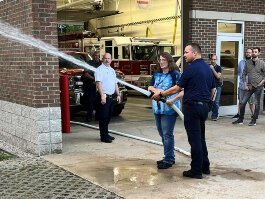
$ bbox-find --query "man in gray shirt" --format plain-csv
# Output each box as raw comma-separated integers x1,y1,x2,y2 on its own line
232,47,265,126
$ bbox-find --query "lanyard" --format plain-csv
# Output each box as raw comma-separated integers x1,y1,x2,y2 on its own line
154,73,168,88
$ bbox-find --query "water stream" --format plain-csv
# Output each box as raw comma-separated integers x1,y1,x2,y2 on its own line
0,20,184,119
0,20,150,96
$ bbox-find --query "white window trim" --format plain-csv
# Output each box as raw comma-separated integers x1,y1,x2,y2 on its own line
217,20,244,37
190,10,265,22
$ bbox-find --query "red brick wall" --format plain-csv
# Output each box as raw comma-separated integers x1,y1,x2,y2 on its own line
190,0,265,14
189,18,217,60
0,0,59,108
244,21,265,60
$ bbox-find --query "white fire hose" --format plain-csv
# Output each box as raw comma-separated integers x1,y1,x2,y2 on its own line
116,79,184,120
70,121,190,157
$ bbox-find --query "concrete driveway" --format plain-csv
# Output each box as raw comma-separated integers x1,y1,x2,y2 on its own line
44,100,265,199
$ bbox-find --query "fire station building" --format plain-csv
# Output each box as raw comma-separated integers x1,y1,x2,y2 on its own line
0,0,264,155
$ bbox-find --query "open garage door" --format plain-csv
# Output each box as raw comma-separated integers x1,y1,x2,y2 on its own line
56,0,121,22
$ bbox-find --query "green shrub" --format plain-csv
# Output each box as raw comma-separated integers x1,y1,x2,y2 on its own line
0,150,14,161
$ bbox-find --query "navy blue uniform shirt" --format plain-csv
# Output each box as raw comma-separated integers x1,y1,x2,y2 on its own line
177,58,215,103
213,64,222,87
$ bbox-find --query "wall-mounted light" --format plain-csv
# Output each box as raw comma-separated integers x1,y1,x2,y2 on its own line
92,0,103,11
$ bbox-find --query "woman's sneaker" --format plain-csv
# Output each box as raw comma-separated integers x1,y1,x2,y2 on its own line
211,115,219,121
157,159,175,165
157,162,173,169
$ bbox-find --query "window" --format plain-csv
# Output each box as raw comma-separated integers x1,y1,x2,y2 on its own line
105,40,112,56
105,40,112,46
132,46,157,61
114,47,118,59
218,22,242,34
122,46,130,59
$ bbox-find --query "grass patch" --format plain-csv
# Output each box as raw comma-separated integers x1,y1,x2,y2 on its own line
0,149,14,161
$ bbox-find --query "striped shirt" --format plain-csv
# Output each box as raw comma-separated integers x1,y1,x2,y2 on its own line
242,59,265,87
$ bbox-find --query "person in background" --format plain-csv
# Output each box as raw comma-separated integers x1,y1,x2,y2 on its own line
152,43,216,179
88,51,101,68
81,51,101,122
232,47,265,126
94,53,121,143
148,52,183,169
209,54,222,121
232,48,255,119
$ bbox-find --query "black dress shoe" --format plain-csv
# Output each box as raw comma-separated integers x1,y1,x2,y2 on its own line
157,159,175,165
100,138,112,143
183,170,202,179
107,135,115,140
157,162,173,169
202,169,210,175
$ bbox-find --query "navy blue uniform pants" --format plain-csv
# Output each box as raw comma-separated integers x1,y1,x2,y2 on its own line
96,95,113,140
83,89,96,120
183,102,210,175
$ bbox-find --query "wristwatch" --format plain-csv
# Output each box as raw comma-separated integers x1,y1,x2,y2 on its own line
159,92,163,98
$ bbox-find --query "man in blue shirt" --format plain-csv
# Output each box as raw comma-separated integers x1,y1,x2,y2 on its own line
153,43,216,179
232,48,255,119
209,54,222,121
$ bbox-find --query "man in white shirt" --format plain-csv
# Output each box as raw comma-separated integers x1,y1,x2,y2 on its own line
94,53,121,143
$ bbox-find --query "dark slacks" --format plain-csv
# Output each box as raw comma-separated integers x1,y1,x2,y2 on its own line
83,89,96,120
239,85,263,120
96,95,113,140
183,102,210,175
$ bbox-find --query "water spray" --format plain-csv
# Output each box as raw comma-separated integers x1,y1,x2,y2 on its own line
0,20,183,119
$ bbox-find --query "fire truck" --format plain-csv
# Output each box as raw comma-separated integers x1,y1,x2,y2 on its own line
58,34,177,89
58,32,100,54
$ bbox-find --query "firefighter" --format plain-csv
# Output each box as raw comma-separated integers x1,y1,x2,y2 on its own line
81,51,101,122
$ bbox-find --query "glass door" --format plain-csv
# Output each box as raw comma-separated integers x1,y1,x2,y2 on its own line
216,36,243,116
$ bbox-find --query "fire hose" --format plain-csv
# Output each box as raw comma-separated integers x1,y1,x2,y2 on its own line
113,79,184,120
154,94,184,120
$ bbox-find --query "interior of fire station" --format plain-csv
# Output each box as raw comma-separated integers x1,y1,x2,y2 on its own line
56,0,182,55
56,0,186,134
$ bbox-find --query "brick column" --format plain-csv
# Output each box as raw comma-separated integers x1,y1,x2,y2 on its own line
0,0,62,155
